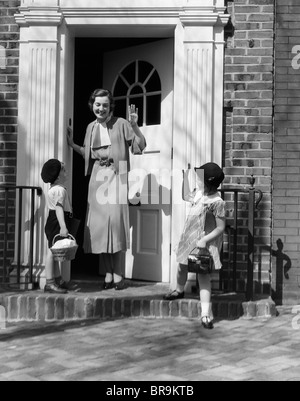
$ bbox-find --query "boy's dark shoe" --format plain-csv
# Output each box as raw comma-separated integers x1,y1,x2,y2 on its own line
55,279,79,292
56,279,69,290
44,283,68,294
163,290,185,301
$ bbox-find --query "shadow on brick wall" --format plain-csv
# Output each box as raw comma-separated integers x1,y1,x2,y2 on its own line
224,16,235,44
271,239,291,306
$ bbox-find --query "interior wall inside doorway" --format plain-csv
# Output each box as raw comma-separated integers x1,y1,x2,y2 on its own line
72,37,164,278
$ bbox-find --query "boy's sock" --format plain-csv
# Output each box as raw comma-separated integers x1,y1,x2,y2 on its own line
177,285,185,293
46,278,56,286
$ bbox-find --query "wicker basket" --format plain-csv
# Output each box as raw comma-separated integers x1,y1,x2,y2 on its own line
50,234,78,262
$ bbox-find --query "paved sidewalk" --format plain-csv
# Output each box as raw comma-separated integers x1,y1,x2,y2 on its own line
0,307,299,381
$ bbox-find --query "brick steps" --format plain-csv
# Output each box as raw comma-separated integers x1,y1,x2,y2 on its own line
0,289,277,323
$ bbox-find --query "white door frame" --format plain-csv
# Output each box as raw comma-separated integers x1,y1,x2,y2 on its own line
15,0,229,288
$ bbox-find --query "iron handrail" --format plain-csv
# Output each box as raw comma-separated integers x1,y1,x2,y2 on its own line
0,184,42,286
220,180,263,301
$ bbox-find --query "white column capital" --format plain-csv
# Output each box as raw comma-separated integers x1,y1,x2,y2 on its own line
180,6,229,28
15,6,63,27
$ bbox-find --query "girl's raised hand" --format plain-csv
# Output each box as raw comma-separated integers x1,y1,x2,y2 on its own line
183,165,191,177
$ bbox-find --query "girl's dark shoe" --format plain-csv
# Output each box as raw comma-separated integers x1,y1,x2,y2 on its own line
201,316,214,330
114,279,126,291
163,290,185,301
103,281,114,290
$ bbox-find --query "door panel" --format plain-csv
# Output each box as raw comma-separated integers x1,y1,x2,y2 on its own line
103,39,174,282
138,210,160,254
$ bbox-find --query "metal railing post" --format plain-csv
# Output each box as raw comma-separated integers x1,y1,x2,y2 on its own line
3,188,9,283
246,176,255,301
232,191,238,292
17,188,23,285
29,189,35,285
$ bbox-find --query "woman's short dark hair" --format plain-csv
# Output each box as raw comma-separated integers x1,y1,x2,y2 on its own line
88,89,115,113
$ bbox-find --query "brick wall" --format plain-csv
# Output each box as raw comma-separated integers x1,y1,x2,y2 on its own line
274,0,300,305
0,0,20,279
224,0,274,294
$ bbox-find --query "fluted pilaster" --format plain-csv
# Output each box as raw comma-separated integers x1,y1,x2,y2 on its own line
15,20,62,283
179,5,229,169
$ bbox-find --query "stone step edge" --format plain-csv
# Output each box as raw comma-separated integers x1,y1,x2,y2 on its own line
0,294,277,323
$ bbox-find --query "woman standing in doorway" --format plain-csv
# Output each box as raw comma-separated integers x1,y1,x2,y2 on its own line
67,89,146,290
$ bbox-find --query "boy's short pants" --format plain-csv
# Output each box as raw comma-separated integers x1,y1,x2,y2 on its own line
45,210,80,248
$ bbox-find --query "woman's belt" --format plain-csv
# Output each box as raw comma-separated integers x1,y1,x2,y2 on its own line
49,210,73,218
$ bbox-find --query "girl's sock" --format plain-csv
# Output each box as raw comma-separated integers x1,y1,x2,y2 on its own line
201,302,211,318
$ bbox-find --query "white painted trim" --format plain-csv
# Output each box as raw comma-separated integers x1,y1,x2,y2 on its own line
16,3,229,27
19,40,59,44
15,7,63,26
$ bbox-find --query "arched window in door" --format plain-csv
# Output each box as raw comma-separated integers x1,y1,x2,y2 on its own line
113,60,161,126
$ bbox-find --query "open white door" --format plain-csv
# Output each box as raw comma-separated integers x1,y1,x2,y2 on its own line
103,39,174,282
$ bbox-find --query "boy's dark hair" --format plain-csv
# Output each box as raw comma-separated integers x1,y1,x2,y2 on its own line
41,159,62,184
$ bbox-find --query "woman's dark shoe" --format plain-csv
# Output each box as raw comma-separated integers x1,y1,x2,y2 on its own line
163,290,185,301
103,281,114,290
201,316,214,330
44,283,68,294
114,279,126,291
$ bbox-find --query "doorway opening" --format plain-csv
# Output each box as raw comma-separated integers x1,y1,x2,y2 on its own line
71,37,167,279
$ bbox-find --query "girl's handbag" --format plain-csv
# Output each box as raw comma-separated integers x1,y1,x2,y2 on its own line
188,247,213,275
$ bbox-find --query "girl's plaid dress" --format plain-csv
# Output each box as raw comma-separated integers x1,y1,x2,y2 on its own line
176,191,226,270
